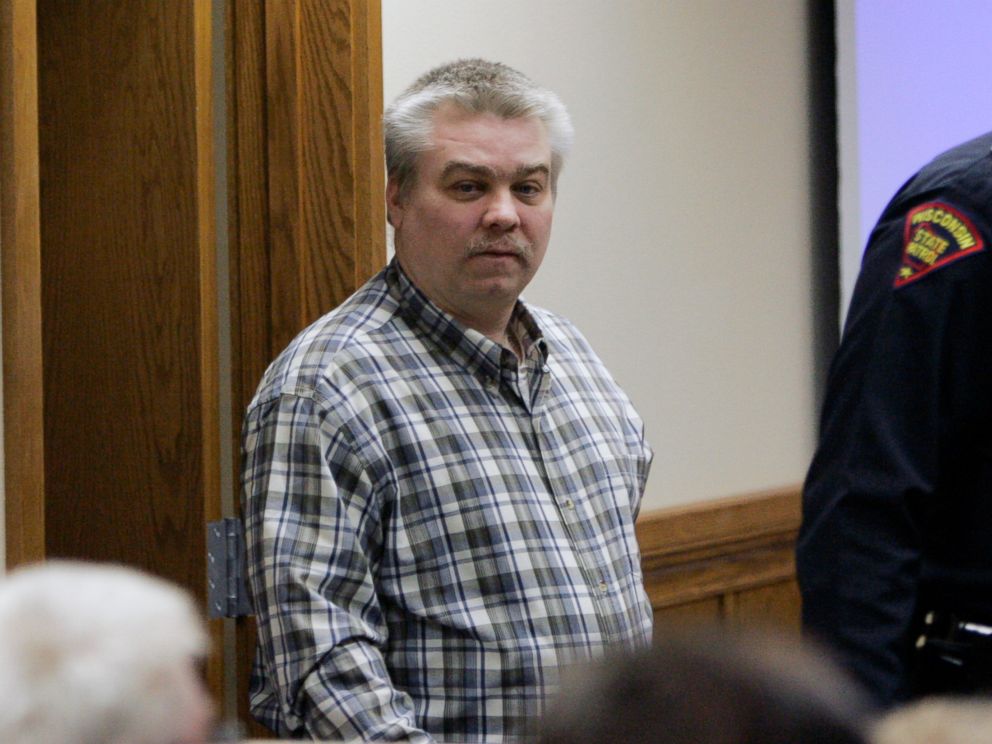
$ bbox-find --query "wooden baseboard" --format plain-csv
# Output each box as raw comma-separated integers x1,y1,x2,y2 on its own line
635,485,802,630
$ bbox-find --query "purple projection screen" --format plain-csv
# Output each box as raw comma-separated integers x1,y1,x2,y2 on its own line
837,0,992,321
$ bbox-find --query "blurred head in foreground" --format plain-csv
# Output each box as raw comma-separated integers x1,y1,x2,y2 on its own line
873,697,992,744
539,627,871,744
0,560,213,744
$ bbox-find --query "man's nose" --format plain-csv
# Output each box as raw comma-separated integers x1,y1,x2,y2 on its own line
482,188,521,231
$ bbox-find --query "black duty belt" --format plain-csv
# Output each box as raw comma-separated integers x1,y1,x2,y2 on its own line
917,610,992,647
912,610,992,696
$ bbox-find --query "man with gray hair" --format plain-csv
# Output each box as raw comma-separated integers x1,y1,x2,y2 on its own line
242,58,653,742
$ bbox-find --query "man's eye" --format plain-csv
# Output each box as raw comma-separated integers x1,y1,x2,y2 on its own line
515,182,543,197
452,182,482,195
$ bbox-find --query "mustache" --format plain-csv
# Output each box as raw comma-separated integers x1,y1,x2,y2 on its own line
466,235,532,258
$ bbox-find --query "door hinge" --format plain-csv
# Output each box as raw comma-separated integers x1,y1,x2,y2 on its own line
206,518,253,619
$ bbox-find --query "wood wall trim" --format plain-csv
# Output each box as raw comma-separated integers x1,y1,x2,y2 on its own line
1,0,46,568
636,485,801,610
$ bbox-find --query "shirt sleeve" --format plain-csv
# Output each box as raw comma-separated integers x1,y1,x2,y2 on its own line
632,424,653,520
242,391,435,742
797,198,991,706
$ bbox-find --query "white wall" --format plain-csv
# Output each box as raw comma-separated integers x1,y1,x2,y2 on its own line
383,0,817,510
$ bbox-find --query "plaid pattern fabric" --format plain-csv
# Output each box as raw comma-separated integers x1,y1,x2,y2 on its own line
242,260,653,742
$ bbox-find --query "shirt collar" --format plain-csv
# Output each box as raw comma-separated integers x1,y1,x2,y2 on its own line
385,258,548,383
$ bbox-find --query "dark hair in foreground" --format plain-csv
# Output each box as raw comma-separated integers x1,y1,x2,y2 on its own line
538,628,871,744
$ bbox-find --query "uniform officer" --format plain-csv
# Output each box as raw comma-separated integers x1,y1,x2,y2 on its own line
798,131,992,707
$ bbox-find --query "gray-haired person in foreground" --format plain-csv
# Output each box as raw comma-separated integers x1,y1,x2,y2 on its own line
0,561,214,744
242,58,653,742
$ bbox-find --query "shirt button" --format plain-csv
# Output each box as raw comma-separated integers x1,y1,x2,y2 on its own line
598,580,609,594
542,365,550,373
563,498,575,510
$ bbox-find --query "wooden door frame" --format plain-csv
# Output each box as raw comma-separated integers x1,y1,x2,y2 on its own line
227,0,385,731
4,0,384,732
1,0,46,569
1,0,386,561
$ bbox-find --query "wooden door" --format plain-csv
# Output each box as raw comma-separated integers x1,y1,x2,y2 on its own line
3,0,224,691
2,0,384,732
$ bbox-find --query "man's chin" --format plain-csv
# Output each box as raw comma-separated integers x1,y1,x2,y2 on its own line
462,255,539,299
464,273,525,299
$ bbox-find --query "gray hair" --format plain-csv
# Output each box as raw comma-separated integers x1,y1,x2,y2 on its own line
0,561,209,744
383,58,574,195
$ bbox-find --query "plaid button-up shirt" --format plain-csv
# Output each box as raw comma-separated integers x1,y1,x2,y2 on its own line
242,260,653,742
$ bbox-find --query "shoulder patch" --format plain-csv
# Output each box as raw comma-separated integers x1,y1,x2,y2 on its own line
894,201,985,288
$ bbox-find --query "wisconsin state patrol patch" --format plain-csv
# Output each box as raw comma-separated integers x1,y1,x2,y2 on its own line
895,201,985,287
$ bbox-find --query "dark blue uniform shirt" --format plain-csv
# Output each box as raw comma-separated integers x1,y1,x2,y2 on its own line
798,131,992,707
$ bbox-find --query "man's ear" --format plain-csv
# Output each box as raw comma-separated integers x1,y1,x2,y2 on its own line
385,179,404,229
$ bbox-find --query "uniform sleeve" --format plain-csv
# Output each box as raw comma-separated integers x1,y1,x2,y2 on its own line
241,392,434,742
797,198,990,706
